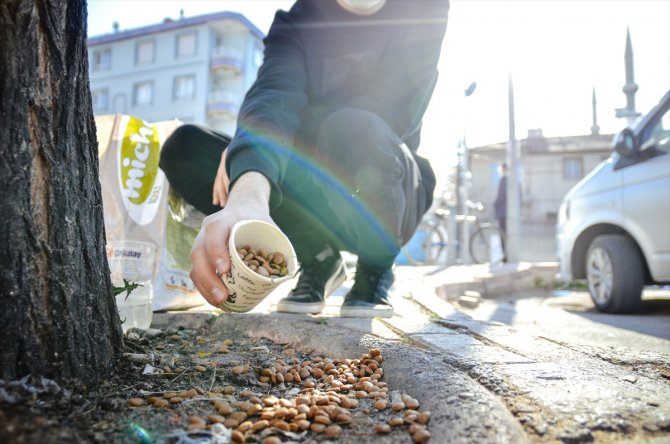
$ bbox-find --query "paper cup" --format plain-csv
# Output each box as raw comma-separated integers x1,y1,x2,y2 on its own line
218,220,297,313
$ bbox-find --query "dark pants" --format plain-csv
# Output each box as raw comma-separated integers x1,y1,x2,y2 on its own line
497,217,507,262
159,109,431,269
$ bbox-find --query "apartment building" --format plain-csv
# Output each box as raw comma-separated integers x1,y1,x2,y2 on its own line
88,11,265,136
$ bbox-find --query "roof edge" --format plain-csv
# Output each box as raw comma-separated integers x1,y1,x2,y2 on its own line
88,10,265,46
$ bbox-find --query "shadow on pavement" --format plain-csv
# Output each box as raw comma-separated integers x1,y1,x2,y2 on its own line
564,298,670,341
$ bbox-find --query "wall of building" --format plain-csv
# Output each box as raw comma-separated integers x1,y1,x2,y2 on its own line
468,135,613,224
88,13,264,137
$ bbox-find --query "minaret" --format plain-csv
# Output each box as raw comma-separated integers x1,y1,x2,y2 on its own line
591,87,600,136
615,28,641,125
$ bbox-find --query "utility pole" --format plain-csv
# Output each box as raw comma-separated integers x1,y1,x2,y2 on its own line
459,82,477,264
506,73,521,263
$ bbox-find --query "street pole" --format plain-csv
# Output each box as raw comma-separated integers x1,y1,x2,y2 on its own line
460,137,471,264
455,144,462,263
506,73,521,262
459,82,477,265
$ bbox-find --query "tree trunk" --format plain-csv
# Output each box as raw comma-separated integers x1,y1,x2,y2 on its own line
0,0,123,385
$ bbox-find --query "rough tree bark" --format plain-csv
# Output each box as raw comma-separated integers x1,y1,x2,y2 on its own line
0,0,123,385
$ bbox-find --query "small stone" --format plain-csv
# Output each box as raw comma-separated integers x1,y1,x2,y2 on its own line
643,423,660,432
144,328,164,338
558,429,593,442
123,353,153,364
458,293,481,308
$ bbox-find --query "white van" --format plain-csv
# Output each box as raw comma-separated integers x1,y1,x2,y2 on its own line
556,90,670,313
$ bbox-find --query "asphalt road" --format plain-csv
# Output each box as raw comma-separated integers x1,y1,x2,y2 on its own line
458,287,670,354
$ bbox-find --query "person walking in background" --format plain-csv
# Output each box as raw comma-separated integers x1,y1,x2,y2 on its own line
159,0,450,317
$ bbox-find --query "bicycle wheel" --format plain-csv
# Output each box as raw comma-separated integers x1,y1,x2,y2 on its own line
469,225,505,264
402,223,445,265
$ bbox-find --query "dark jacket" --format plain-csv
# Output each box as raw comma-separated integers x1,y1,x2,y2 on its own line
225,0,450,208
494,176,507,220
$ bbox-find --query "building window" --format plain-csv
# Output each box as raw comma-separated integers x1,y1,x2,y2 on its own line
133,81,153,106
92,48,111,71
176,32,197,58
173,75,195,100
253,46,264,72
563,158,583,180
135,40,155,65
91,88,109,112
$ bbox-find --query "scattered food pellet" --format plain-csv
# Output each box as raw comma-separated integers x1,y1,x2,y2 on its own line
127,398,145,407
125,344,430,443
413,428,431,443
374,423,392,434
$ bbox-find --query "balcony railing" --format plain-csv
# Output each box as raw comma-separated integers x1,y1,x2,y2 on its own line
207,90,240,116
210,47,244,75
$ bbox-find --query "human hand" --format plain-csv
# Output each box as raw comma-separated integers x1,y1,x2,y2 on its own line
190,172,273,307
212,149,230,207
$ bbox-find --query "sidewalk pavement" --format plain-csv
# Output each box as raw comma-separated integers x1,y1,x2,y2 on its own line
152,262,670,443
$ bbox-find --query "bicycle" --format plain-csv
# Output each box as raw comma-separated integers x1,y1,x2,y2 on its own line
401,200,505,265
401,207,451,265
467,201,505,264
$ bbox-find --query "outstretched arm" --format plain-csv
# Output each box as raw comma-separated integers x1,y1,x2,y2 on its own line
190,172,273,307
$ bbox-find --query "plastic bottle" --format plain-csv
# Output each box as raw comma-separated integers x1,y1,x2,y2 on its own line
115,280,153,332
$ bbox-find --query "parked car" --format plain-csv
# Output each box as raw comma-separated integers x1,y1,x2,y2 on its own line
557,90,670,313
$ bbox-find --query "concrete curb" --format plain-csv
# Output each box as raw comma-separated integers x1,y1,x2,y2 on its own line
211,313,529,444
433,262,559,301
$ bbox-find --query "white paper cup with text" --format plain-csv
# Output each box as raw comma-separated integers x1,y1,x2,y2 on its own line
218,220,297,313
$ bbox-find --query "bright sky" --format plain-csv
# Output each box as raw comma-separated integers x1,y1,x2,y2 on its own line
87,0,670,183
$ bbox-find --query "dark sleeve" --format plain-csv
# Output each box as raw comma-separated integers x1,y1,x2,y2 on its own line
225,9,308,208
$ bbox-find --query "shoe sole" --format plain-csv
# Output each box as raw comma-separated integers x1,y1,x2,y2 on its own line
276,300,326,314
276,260,348,314
339,305,394,318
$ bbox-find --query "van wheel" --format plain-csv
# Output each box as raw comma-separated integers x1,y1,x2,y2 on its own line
586,234,644,313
